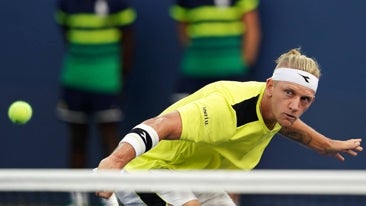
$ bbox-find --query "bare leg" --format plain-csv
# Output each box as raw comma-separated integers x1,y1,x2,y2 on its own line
69,123,89,168
68,123,89,205
98,122,120,156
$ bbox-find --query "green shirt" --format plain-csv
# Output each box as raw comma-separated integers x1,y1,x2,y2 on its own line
55,0,136,93
170,0,259,77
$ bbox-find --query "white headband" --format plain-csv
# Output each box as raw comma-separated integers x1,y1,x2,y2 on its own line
271,68,319,92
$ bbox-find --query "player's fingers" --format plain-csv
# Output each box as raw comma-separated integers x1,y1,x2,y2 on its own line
347,139,361,147
355,146,363,152
345,149,358,156
335,153,345,162
96,191,113,199
340,139,362,152
347,146,363,155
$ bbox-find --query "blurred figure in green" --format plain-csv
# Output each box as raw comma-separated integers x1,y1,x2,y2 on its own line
54,0,136,205
170,0,261,102
170,1,261,204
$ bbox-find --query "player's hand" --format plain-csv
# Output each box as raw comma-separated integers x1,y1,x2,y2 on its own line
96,191,113,199
325,138,363,161
93,163,118,199
97,157,118,170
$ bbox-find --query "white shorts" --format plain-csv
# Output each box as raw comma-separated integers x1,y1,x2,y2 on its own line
116,189,236,206
159,190,236,206
115,170,236,206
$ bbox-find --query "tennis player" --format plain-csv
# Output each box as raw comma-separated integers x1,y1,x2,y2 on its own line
96,48,363,206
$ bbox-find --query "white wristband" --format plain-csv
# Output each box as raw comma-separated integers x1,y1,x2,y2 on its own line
120,124,159,157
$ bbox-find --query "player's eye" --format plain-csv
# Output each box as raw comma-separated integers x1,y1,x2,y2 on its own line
284,89,293,96
301,96,312,104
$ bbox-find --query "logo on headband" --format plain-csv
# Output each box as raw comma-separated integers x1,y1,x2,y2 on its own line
298,73,310,83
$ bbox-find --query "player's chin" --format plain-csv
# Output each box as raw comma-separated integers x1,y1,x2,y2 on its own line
278,117,297,127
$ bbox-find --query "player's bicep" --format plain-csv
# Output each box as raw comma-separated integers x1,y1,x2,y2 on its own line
143,111,182,141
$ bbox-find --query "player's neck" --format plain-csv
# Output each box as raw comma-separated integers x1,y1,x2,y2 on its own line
260,97,277,130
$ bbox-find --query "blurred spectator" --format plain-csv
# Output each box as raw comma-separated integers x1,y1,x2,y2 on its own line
170,0,261,204
54,0,136,205
170,0,261,103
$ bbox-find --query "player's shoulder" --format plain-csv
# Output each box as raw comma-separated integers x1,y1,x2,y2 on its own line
208,80,265,90
199,80,264,101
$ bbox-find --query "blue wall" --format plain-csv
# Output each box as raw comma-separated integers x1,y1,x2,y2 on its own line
0,0,365,171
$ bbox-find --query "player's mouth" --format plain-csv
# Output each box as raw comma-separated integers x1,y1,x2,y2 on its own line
283,113,297,122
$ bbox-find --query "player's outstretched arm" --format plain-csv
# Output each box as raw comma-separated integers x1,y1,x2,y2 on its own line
96,111,182,198
279,119,363,161
97,110,182,170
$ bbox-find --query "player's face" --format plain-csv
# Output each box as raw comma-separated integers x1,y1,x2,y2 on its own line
270,80,315,127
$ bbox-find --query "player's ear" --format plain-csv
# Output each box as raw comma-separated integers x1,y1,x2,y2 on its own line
265,78,274,97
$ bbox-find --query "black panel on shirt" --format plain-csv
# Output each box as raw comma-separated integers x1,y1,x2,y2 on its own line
232,95,259,127
136,193,166,206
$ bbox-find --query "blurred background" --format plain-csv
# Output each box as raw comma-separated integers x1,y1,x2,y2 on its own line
0,0,365,171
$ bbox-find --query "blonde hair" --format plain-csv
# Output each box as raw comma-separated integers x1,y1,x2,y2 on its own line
275,48,321,78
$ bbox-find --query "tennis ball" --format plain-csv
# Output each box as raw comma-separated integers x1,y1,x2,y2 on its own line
8,101,33,124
